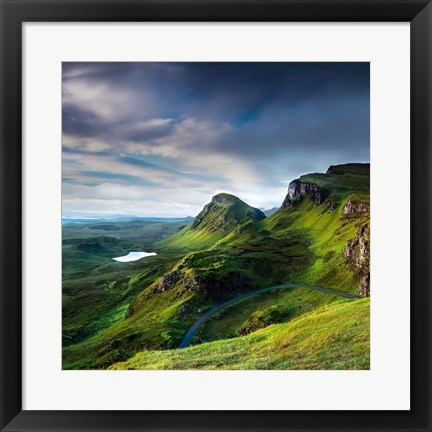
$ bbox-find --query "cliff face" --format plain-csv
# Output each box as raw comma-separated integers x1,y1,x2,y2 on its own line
344,224,370,297
156,268,253,302
191,202,213,229
280,164,370,296
343,200,369,216
281,180,330,209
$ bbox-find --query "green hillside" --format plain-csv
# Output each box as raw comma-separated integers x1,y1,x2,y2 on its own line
193,285,346,345
62,163,370,370
300,163,369,196
110,298,370,370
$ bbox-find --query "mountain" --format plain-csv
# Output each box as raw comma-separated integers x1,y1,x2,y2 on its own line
263,207,278,216
191,193,265,231
62,216,194,225
159,193,266,251
63,163,370,370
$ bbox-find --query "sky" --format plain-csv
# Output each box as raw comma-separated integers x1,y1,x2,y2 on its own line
62,62,370,218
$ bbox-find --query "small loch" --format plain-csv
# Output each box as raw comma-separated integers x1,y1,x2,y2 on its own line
112,251,157,262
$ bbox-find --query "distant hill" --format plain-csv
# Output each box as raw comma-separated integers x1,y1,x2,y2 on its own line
62,216,194,225
263,207,278,216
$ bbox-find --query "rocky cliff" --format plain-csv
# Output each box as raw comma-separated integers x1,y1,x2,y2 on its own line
281,180,330,209
156,268,253,303
344,224,370,296
343,200,370,216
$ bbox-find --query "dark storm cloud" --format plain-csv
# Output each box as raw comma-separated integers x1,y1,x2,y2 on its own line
63,62,368,121
62,62,369,217
62,104,103,137
63,62,369,152
176,62,369,121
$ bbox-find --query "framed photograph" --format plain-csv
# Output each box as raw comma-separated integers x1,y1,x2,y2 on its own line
0,0,431,431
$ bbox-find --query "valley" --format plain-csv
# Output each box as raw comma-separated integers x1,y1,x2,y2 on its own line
62,163,370,370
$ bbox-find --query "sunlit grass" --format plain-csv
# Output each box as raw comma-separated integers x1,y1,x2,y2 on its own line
110,299,370,370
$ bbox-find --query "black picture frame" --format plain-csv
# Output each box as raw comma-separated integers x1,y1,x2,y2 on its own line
1,1,431,431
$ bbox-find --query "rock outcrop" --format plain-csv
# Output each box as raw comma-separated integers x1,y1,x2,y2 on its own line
212,194,235,206
156,270,182,292
343,200,369,216
343,224,370,297
282,180,330,209
155,267,254,303
325,200,338,213
358,273,370,298
191,203,213,229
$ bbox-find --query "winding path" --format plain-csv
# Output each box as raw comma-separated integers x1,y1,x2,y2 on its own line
178,283,360,348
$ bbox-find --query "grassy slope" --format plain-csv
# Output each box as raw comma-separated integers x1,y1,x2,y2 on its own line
63,279,196,369
263,200,359,292
193,286,343,344
172,225,312,293
110,298,370,370
62,220,187,366
62,254,181,352
264,163,369,291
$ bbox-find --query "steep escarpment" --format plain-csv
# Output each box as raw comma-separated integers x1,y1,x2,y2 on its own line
281,163,369,210
282,180,330,208
275,163,370,296
343,200,370,217
344,224,370,297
